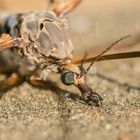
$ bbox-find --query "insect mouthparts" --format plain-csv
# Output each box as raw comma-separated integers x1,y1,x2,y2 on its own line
60,65,103,106
74,79,103,107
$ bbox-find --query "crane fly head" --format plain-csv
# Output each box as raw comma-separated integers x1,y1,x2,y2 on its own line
60,35,131,106
60,64,103,106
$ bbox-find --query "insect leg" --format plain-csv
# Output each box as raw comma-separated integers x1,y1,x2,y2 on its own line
28,75,61,92
0,73,24,91
0,34,23,51
53,0,82,17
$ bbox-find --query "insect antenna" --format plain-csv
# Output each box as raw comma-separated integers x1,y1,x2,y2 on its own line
86,35,131,72
78,52,88,75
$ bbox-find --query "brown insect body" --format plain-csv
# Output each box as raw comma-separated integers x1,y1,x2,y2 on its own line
0,8,102,106
20,11,73,64
1,11,73,70
0,0,140,106
19,11,102,106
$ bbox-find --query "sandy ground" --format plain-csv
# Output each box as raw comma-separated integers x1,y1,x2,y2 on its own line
0,0,140,140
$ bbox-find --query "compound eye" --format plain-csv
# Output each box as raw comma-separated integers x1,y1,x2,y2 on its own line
61,71,74,86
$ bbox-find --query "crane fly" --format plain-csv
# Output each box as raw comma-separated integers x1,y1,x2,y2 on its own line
0,0,140,106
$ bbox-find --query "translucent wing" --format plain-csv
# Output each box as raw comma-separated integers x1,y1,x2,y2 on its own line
73,34,140,64
74,51,140,64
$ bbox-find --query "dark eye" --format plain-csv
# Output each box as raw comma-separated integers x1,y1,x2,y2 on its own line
40,23,44,30
61,71,74,86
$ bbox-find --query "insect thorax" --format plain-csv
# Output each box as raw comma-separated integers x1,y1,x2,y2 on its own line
19,11,73,68
1,11,73,71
